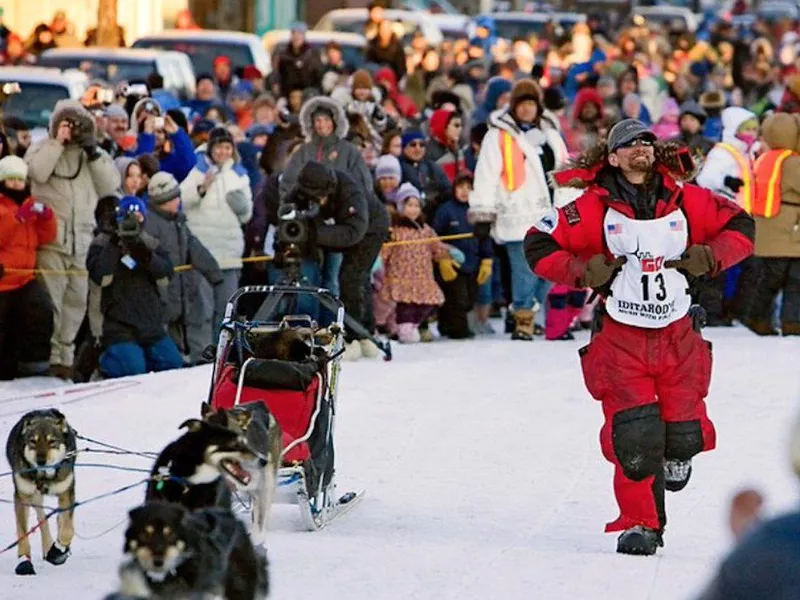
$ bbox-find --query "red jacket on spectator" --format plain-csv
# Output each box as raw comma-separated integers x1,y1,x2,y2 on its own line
0,194,57,292
374,67,419,119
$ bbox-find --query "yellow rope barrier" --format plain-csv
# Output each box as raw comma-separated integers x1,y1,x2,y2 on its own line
5,233,476,276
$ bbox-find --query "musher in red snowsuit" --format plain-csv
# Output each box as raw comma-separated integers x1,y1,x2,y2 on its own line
524,119,755,555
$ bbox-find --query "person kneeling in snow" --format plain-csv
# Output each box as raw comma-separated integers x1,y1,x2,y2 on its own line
87,196,184,379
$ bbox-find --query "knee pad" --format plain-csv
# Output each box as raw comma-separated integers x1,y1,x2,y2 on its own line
664,421,704,461
612,404,665,481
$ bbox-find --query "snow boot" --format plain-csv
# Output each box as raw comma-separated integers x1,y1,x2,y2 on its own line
397,323,421,343
342,340,362,361
616,526,663,556
781,322,800,336
664,458,692,492
741,319,779,336
512,309,535,340
359,339,380,358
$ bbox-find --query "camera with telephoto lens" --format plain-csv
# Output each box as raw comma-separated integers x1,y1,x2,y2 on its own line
277,192,320,247
117,213,141,239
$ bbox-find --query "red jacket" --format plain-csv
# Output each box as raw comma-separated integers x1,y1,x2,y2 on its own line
0,195,57,292
524,164,755,290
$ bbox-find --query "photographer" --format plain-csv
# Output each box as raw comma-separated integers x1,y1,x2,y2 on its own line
25,99,120,380
86,196,183,379
270,160,390,359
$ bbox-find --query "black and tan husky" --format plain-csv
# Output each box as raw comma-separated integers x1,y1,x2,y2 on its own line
5,409,77,575
201,401,281,549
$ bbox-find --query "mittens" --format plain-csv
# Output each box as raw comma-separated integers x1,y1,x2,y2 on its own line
664,244,716,276
477,258,493,285
582,254,627,288
438,258,459,283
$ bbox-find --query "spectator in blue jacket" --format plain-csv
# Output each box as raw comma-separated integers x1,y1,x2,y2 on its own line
432,174,493,339
399,129,451,222
151,110,196,182
471,77,512,126
86,196,183,379
182,74,219,121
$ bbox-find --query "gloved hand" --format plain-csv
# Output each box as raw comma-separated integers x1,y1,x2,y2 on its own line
82,135,101,161
476,258,493,285
448,246,465,264
582,254,627,288
723,176,744,193
664,244,715,276
438,258,460,282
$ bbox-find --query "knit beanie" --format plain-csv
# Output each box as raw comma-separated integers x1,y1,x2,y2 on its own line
148,171,181,205
401,129,426,148
0,155,28,181
351,69,373,92
117,195,147,222
375,154,402,181
395,182,421,206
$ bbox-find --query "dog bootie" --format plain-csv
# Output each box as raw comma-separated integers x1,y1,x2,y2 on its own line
397,323,421,344
15,556,35,575
359,339,380,359
664,458,693,492
616,526,663,556
342,340,362,361
45,542,70,565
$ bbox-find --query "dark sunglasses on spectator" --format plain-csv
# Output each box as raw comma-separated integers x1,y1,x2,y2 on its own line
621,138,654,149
408,141,426,148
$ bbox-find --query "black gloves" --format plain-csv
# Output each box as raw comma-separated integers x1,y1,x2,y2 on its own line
83,135,101,162
724,176,744,193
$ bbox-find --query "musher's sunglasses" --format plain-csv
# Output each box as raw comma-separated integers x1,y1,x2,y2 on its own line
620,138,654,149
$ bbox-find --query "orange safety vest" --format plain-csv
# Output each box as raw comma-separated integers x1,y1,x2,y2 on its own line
753,148,795,218
717,143,754,213
499,130,526,192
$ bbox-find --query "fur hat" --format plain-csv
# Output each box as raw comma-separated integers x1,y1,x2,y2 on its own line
510,78,542,112
148,171,181,205
351,69,373,91
375,154,402,181
0,155,27,181
699,90,726,110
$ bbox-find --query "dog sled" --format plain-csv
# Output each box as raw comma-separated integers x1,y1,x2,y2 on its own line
208,285,364,531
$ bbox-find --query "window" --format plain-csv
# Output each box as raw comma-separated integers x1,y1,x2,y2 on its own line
38,56,156,84
2,83,70,129
133,39,253,75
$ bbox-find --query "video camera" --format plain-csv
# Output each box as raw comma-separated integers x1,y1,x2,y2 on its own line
117,212,141,239
274,192,321,282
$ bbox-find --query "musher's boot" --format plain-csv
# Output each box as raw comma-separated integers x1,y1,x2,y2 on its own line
781,322,800,336
511,309,535,340
616,526,663,556
664,458,692,492
741,319,779,336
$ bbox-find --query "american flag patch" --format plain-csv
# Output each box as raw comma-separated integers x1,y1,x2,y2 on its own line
669,220,684,232
607,223,622,235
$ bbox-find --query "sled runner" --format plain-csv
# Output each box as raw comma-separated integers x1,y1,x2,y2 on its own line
209,285,364,531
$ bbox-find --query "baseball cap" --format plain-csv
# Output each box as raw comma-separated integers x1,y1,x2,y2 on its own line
607,119,657,152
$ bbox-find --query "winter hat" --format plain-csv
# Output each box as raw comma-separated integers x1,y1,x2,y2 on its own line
297,160,337,198
375,154,402,181
148,172,181,205
351,69,373,92
699,90,726,110
245,123,274,140
401,129,425,148
207,126,235,152
395,182,422,207
290,21,308,34
105,104,128,121
241,65,263,81
192,118,217,135
542,86,566,111
227,81,254,102
116,195,147,222
509,78,542,112
0,155,27,181
679,100,708,123
606,119,656,152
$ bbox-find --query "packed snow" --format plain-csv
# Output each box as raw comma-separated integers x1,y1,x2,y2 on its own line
0,325,797,599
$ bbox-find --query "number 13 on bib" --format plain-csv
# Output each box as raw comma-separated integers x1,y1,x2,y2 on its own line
604,208,692,328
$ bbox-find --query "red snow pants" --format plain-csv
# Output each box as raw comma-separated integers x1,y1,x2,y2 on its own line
579,314,716,533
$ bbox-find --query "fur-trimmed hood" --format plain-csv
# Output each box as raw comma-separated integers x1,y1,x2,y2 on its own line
48,99,96,140
299,96,349,142
551,140,697,189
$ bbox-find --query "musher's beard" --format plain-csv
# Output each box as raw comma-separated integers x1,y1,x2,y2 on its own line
628,150,654,173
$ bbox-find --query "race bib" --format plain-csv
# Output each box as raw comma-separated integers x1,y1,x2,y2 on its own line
604,208,691,329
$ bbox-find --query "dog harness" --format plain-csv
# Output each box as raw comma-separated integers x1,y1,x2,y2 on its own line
603,207,691,329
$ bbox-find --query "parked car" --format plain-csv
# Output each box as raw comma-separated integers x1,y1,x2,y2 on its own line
133,30,269,78
314,8,445,46
37,48,196,100
263,30,367,71
0,66,88,141
475,11,586,41
623,6,701,32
